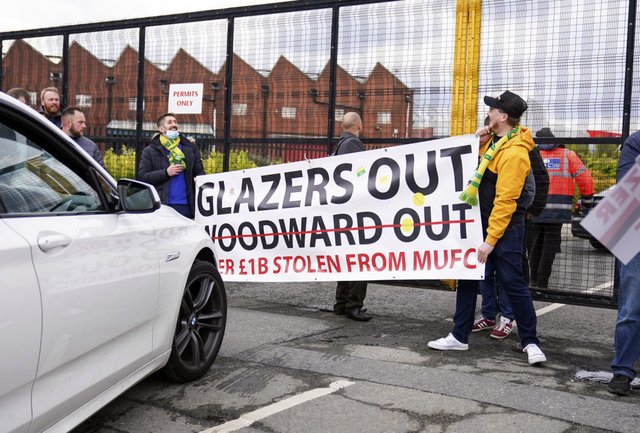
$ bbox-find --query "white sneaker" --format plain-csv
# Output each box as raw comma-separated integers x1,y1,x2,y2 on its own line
523,343,546,365
428,333,469,351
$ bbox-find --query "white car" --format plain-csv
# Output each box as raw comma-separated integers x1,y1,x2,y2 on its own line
0,93,227,433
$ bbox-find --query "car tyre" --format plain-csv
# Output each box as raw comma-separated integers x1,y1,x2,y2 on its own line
162,260,227,382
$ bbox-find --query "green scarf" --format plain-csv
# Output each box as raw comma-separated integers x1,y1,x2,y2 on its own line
159,134,187,169
459,125,520,206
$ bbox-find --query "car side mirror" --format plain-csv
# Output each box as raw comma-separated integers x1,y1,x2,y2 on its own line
117,179,161,212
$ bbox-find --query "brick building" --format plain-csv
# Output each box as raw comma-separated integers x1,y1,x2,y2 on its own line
2,39,414,143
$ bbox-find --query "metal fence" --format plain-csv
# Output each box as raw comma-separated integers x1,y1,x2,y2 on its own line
1,0,638,308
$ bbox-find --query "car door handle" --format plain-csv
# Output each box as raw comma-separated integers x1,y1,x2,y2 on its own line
166,251,181,262
38,234,72,252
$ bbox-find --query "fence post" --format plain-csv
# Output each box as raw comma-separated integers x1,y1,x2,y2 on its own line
222,18,235,173
450,0,468,136
621,0,637,144
451,0,482,136
464,0,482,134
61,34,69,108
326,6,340,154
0,40,4,90
135,26,146,174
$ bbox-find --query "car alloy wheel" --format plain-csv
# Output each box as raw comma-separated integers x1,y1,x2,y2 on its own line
163,260,227,382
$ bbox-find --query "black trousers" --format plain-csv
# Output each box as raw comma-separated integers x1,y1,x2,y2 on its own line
334,281,368,311
528,222,563,288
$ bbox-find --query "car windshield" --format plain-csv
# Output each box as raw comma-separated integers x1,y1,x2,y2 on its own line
0,136,103,214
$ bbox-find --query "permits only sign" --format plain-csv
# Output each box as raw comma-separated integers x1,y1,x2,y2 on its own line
168,83,203,114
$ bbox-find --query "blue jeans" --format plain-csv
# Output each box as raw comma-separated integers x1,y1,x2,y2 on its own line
612,252,640,379
452,225,539,347
480,273,514,321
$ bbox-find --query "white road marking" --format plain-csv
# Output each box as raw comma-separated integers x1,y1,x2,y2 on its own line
535,281,613,317
199,380,355,433
585,281,613,294
443,281,614,321
535,303,565,316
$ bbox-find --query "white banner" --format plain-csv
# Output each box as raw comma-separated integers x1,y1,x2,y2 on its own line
195,135,485,282
581,155,640,264
168,83,203,114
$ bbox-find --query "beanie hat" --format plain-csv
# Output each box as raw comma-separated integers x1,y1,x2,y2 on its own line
536,127,555,138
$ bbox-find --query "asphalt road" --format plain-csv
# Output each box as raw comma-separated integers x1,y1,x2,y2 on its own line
73,276,639,433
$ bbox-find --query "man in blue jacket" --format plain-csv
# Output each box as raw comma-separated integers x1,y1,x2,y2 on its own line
138,113,205,219
608,130,640,396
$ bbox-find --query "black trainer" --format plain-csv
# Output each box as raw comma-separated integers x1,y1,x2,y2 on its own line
607,374,632,396
346,307,371,322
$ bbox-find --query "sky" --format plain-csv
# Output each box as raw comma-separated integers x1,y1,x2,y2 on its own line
1,0,633,134
0,0,286,32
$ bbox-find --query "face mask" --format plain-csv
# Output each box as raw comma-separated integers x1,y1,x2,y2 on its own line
165,130,179,140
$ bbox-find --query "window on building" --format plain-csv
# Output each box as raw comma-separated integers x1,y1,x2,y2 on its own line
377,112,391,125
28,92,37,105
232,103,248,116
128,97,145,111
335,109,345,122
75,94,92,108
281,107,296,119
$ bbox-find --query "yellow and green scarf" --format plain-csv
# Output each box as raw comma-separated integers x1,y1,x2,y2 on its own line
459,125,520,206
159,134,186,169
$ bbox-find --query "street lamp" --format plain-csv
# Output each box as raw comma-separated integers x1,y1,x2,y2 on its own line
309,87,366,118
261,84,269,158
210,82,220,139
49,72,62,82
261,84,269,139
105,76,116,127
404,93,412,138
159,79,169,95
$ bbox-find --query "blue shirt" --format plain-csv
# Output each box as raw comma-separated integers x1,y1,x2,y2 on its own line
165,145,188,205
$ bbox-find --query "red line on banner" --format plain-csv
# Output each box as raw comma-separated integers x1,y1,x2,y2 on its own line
210,219,475,241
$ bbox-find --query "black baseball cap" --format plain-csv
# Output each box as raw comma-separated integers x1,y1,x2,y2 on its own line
535,127,555,138
483,90,528,118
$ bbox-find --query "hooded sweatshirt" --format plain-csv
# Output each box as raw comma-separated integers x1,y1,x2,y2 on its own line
478,126,535,245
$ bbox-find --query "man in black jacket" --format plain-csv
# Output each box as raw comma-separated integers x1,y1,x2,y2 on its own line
138,113,205,218
332,112,372,322
524,144,550,280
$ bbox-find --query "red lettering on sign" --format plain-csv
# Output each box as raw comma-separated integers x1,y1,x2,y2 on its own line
463,248,476,269
413,248,476,270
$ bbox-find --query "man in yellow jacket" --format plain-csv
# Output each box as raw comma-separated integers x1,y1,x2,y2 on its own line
428,91,546,365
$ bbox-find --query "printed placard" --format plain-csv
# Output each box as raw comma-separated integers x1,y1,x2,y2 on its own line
167,83,203,114
581,156,640,264
196,135,485,282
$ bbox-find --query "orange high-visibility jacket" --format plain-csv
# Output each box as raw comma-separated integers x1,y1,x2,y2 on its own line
537,146,594,223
